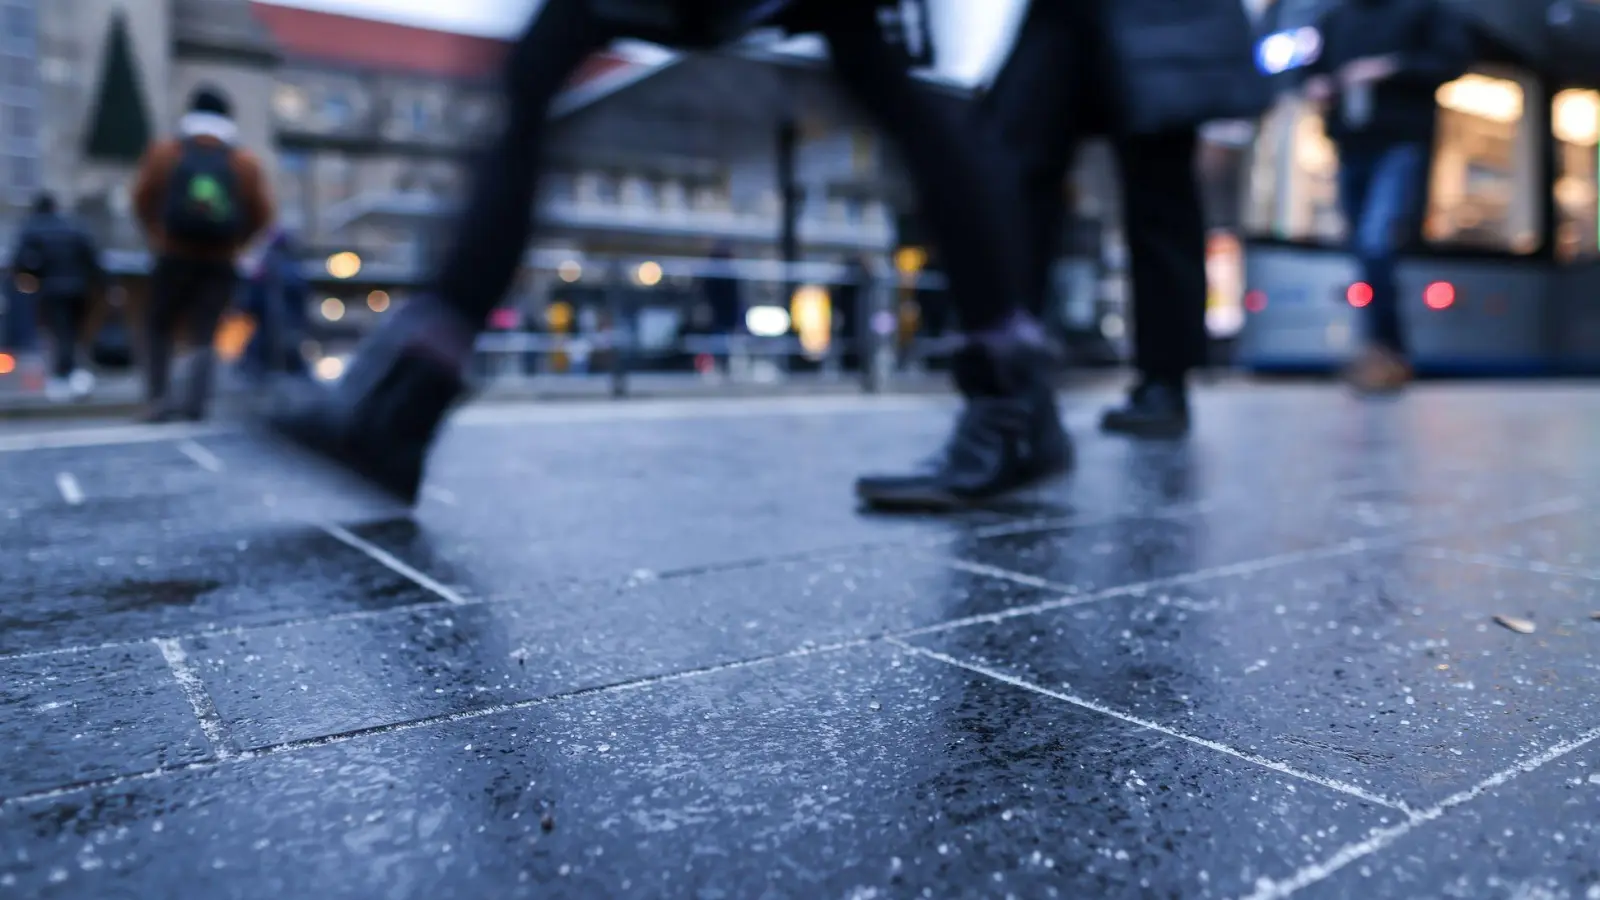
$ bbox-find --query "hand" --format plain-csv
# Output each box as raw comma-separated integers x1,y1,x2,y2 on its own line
1339,55,1399,87
1304,75,1334,104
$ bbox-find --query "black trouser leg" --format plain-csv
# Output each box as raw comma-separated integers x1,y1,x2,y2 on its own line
977,0,1092,318
46,295,86,378
431,0,615,325
146,257,185,404
1117,130,1209,381
820,6,1030,332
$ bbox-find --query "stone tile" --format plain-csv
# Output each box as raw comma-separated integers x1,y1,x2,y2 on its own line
185,548,1061,747
1427,509,1600,576
0,523,440,655
1299,742,1600,900
905,550,1600,807
0,645,1391,899
0,644,211,798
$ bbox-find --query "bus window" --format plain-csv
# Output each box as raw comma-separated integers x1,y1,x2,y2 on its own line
1425,68,1543,255
1553,88,1600,263
1243,96,1343,244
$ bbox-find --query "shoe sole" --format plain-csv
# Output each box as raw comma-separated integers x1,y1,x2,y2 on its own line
1100,418,1190,439
855,456,1075,514
257,416,424,507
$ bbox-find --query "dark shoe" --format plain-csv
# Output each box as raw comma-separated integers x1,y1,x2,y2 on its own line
1100,377,1190,438
261,300,472,505
855,341,1073,511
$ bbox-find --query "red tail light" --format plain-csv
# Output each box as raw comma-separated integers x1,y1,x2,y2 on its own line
1244,290,1267,313
1346,282,1373,308
1424,281,1455,310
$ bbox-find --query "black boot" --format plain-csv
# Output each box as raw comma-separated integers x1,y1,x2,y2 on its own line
855,339,1072,511
261,299,473,505
1100,376,1190,438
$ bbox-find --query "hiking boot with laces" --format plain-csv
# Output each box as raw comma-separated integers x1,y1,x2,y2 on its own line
854,339,1072,511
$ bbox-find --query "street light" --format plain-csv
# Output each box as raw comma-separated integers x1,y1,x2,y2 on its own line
321,297,345,321
634,260,662,287
326,251,362,279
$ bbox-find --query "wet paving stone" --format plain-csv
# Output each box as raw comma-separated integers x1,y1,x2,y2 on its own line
0,644,211,798
0,645,1392,899
1298,742,1600,900
905,550,1600,808
1426,508,1600,577
183,548,1061,747
0,524,440,655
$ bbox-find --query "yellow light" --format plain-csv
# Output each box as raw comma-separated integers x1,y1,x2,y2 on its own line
214,313,256,361
315,356,345,381
326,251,362,279
14,273,38,294
1554,89,1600,146
558,260,582,283
634,261,662,287
321,297,345,321
894,246,927,275
545,300,574,332
1436,74,1523,124
0,353,14,375
367,290,390,312
790,285,832,358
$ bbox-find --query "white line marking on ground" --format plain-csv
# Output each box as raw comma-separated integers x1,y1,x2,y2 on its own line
54,472,83,505
421,486,458,506
0,423,221,454
1233,725,1600,900
176,439,224,472
154,638,235,760
319,523,470,606
892,640,1414,815
450,393,950,427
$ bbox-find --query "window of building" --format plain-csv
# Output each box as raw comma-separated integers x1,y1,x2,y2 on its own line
400,95,436,136
6,102,33,139
1425,68,1543,254
8,153,34,192
4,52,29,87
277,150,311,231
321,89,355,128
1553,88,1599,263
3,4,32,42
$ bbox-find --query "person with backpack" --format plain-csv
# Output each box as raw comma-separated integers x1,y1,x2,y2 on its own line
10,192,103,401
131,85,274,421
263,0,1069,511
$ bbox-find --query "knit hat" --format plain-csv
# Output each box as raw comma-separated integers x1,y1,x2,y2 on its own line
190,85,232,118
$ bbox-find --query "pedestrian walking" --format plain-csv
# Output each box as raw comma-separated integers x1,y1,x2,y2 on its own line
1302,0,1471,393
266,0,1069,511
131,85,275,421
980,0,1269,437
10,193,102,402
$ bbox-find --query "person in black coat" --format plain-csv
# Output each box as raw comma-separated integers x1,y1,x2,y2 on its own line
264,0,1069,511
11,193,102,400
1303,0,1471,392
981,0,1270,437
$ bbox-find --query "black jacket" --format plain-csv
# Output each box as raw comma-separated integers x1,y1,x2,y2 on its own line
11,212,101,301
587,0,898,48
1100,0,1273,135
1305,0,1473,148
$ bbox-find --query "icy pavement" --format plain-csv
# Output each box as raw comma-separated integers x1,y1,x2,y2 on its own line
0,385,1596,899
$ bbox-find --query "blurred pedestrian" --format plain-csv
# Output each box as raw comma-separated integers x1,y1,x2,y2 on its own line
1303,0,1471,393
980,0,1270,438
10,193,102,401
131,85,274,421
267,0,1068,511
240,227,309,380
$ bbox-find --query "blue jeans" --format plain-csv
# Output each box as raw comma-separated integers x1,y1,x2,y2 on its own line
1338,142,1425,354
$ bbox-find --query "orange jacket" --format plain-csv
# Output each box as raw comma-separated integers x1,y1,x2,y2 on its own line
131,134,274,262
